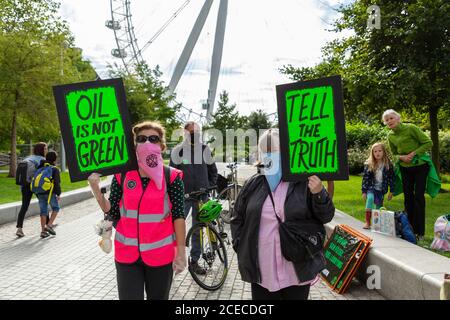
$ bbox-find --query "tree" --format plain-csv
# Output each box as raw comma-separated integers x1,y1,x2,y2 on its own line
281,0,449,171
204,91,248,161
108,62,181,139
0,0,97,176
245,109,272,131
206,91,247,134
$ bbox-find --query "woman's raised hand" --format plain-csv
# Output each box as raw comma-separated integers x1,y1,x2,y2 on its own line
88,173,111,213
88,173,101,188
308,175,323,194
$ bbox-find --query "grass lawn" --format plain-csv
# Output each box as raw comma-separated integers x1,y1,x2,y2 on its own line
333,175,450,258
0,172,91,204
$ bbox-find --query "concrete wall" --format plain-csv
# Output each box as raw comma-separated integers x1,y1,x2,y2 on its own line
0,184,110,226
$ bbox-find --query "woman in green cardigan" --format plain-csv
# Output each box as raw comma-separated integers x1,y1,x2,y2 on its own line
382,109,432,239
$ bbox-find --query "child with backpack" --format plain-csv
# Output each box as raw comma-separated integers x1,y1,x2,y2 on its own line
32,151,61,238
361,142,395,229
15,142,48,237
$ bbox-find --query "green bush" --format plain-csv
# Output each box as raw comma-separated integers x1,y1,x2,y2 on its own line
345,123,389,174
345,123,389,150
347,148,368,174
441,174,450,183
346,123,449,173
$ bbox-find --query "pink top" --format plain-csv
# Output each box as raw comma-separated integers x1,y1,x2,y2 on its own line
258,181,319,292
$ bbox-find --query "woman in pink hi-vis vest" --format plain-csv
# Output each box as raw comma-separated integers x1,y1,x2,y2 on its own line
88,121,186,300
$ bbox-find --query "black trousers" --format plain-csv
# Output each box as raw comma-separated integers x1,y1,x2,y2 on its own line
16,184,49,228
399,164,429,236
251,283,310,300
115,259,173,300
16,184,33,228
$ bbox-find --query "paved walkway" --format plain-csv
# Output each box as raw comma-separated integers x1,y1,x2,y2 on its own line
0,196,384,300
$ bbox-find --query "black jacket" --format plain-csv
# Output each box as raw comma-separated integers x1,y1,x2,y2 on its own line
361,164,395,195
169,142,218,194
230,174,335,284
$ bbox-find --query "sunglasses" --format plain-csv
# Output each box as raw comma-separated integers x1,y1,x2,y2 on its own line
135,135,161,144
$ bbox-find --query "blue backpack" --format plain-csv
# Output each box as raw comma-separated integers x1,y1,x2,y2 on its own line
394,211,417,244
30,163,55,199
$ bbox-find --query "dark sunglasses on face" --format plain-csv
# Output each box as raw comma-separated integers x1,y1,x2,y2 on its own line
135,135,161,144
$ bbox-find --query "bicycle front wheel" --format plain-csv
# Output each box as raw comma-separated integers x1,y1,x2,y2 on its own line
186,223,228,291
218,184,242,224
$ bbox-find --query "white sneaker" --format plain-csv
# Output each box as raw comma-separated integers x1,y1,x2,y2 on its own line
16,229,25,237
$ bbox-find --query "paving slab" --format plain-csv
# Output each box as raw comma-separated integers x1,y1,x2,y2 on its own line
0,195,383,300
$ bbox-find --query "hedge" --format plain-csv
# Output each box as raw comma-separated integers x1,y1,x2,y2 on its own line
345,123,449,174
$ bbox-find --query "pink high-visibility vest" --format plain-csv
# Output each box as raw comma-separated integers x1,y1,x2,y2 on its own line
114,167,183,266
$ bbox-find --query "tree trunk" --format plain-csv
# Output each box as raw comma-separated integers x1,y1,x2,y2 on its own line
429,105,440,173
8,107,17,178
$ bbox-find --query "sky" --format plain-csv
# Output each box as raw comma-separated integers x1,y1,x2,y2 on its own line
59,0,351,123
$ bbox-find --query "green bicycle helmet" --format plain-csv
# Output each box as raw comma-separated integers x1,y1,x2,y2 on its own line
198,199,223,222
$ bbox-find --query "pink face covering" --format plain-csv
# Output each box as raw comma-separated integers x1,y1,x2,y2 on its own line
136,142,164,190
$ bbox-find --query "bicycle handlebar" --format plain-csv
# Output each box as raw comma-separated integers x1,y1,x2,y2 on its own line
185,186,217,199
226,162,238,170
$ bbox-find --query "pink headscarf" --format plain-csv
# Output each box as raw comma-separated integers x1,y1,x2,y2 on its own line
136,142,164,190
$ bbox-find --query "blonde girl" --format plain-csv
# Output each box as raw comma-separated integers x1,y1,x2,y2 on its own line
361,142,395,229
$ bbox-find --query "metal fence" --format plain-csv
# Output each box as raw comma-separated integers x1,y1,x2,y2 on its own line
0,141,64,168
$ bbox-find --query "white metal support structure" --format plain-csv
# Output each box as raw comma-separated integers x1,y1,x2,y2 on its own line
206,0,228,121
167,0,214,96
167,0,228,122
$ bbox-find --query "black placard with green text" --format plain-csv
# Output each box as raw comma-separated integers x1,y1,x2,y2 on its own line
320,225,372,294
276,75,349,181
53,78,137,182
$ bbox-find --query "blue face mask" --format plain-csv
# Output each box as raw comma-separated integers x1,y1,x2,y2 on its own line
262,152,282,192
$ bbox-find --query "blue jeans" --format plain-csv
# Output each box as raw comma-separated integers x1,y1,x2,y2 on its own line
365,190,384,210
37,193,60,216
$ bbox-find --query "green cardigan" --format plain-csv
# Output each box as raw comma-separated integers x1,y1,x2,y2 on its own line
387,123,432,168
393,153,441,198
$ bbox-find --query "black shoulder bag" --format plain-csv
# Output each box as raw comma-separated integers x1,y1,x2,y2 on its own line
266,182,325,263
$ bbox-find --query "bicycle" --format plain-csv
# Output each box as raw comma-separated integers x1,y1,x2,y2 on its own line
185,187,229,291
216,162,243,224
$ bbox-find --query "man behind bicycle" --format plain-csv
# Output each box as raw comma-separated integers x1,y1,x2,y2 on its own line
170,121,218,275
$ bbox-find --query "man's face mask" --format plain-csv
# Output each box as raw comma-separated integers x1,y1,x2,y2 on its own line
188,131,201,144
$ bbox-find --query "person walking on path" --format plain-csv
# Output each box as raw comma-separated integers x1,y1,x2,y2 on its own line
15,142,47,238
35,151,60,239
169,121,218,275
231,129,335,300
383,109,435,240
88,121,186,300
361,142,395,229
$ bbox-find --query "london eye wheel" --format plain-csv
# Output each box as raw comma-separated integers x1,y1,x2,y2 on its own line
106,0,224,125
105,1,340,125
106,0,144,73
